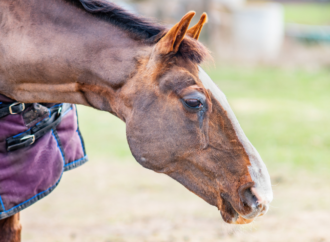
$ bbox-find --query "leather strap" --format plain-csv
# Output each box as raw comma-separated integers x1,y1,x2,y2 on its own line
0,102,26,118
6,104,71,152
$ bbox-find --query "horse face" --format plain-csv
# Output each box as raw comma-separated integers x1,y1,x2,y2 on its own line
125,12,273,224
126,61,272,224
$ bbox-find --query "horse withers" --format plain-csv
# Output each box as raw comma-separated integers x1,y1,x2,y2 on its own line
0,0,273,240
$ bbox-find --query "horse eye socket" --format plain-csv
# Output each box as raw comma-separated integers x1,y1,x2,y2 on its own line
185,99,203,108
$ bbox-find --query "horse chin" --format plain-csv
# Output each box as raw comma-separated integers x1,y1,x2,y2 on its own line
234,215,254,225
220,209,254,225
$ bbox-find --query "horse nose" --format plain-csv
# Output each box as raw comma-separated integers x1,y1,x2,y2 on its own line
239,183,260,209
240,183,270,206
250,187,269,207
237,184,261,219
238,183,271,220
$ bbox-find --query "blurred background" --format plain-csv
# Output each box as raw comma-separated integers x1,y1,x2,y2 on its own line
22,0,330,241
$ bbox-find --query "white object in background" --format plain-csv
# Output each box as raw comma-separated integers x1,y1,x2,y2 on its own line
232,3,284,60
214,0,246,11
112,0,138,14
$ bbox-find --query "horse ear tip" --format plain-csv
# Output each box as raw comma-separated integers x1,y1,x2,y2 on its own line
201,13,208,23
186,11,196,18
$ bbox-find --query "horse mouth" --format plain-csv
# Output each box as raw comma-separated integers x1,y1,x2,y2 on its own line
220,194,255,225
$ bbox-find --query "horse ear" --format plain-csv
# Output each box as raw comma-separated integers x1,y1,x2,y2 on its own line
156,11,196,55
186,13,208,40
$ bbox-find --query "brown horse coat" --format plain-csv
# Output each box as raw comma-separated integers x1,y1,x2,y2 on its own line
0,1,273,237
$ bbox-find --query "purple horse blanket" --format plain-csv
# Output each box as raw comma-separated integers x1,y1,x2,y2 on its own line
0,94,88,219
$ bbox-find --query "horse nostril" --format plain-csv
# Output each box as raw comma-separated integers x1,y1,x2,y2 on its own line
238,183,260,210
238,184,270,219
243,188,258,208
251,187,266,207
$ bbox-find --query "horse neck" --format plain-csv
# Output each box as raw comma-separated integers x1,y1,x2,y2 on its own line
0,0,150,120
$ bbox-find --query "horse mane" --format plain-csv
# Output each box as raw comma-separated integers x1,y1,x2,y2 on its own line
64,0,209,64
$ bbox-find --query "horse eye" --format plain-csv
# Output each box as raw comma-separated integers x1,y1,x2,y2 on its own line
185,99,203,109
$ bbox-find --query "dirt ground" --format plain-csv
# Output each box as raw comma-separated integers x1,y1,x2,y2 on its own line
20,158,330,242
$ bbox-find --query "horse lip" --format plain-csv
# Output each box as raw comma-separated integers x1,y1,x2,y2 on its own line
231,209,239,223
220,193,261,222
239,208,260,220
220,193,239,223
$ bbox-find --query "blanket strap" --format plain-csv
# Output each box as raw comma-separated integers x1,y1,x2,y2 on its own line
6,104,71,152
0,102,26,118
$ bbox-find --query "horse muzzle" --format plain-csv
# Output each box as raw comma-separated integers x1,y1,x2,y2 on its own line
220,183,272,224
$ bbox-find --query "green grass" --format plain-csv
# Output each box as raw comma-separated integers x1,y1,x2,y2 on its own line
204,66,330,173
284,3,330,25
77,65,330,174
77,107,130,159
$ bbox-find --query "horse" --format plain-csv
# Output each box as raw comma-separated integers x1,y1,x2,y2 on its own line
0,0,273,241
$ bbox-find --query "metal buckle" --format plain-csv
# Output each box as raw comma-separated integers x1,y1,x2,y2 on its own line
9,102,25,115
20,135,35,145
57,106,62,116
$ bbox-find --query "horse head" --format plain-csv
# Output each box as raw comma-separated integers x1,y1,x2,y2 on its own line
124,12,273,224
0,0,272,224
